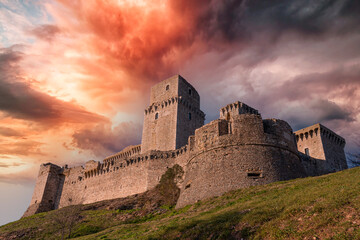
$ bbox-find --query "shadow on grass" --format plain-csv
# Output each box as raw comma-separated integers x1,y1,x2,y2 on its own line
147,208,260,240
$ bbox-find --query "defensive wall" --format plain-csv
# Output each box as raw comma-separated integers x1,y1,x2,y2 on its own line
24,75,348,217
176,104,306,208
24,145,189,216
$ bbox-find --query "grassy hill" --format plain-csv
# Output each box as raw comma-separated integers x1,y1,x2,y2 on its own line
1,166,360,240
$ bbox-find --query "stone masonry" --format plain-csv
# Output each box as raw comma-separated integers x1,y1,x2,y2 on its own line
23,75,348,217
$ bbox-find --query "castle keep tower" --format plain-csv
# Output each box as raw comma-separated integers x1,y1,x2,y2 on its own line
141,75,205,153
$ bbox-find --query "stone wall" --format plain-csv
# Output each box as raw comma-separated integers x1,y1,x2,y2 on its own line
58,158,149,208
320,126,347,172
176,113,306,208
24,145,193,216
295,123,347,176
295,124,326,160
141,99,178,152
176,98,204,149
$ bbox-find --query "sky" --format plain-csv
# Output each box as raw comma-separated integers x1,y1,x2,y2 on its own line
0,0,359,225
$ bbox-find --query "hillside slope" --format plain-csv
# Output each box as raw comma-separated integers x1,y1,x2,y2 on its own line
1,167,360,240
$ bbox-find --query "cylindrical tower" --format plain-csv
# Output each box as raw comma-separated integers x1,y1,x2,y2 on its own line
176,104,306,208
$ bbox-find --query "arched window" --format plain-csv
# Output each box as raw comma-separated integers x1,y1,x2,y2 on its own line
188,112,191,120
155,112,159,120
188,88,192,95
166,85,169,90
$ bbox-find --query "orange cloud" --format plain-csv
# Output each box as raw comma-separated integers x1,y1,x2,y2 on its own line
1,0,360,185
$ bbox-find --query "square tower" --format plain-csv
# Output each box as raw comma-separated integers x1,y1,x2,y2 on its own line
141,75,205,153
295,123,347,172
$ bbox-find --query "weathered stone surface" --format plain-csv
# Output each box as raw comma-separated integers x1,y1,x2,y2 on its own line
23,163,63,217
295,123,347,176
176,114,306,208
23,75,348,216
141,75,204,153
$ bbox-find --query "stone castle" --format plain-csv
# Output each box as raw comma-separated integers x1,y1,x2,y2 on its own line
24,75,347,217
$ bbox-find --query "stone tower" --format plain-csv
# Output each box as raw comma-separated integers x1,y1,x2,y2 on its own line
23,163,63,217
141,75,205,153
295,123,347,174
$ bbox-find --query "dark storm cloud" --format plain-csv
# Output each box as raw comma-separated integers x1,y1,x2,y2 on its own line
245,65,360,130
196,0,360,42
163,0,360,73
311,99,353,122
283,99,354,130
0,47,106,124
71,122,142,158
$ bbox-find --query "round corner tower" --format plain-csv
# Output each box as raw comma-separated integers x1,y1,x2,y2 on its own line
141,75,205,153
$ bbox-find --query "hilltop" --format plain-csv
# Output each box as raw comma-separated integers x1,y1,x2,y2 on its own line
1,166,360,239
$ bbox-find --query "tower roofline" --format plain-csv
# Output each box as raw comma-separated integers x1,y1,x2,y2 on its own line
294,123,345,142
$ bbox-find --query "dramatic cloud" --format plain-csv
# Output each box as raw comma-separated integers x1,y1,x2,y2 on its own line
0,140,44,156
1,0,360,225
0,47,106,124
71,121,142,158
2,0,359,156
0,0,358,176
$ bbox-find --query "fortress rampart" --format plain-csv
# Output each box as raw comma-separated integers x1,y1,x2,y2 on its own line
24,75,348,217
176,110,306,207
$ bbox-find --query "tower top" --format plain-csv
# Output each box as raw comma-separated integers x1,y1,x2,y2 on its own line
149,75,200,108
219,101,260,120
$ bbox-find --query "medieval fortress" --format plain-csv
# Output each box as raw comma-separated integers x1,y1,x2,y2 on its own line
24,75,347,216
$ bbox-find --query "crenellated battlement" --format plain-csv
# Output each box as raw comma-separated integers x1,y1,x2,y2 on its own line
220,101,260,119
25,75,348,217
103,145,141,163
83,145,188,180
295,123,345,147
294,123,347,176
144,96,205,118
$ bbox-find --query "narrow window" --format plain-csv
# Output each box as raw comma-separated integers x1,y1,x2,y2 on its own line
247,172,262,178
188,112,191,120
166,85,169,90
188,88,192,95
155,112,159,120
305,148,310,156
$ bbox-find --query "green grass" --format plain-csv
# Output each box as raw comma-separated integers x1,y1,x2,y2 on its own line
2,167,360,239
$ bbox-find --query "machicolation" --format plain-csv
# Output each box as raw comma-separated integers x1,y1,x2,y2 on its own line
23,75,348,217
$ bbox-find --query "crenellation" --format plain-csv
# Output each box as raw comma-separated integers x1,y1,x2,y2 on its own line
220,101,260,120
25,75,348,217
